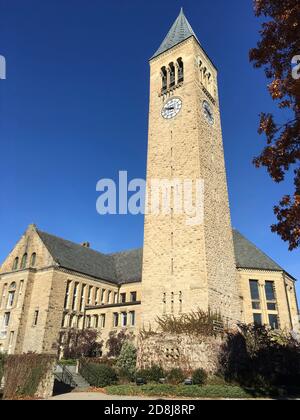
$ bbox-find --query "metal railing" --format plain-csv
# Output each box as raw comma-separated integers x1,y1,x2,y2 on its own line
54,364,77,389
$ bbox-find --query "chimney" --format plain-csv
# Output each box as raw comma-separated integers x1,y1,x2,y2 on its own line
81,242,90,248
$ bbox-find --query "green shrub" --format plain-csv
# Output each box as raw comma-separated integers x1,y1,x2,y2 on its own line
81,363,117,387
136,365,165,383
116,342,137,382
167,368,185,385
59,359,77,366
192,368,208,386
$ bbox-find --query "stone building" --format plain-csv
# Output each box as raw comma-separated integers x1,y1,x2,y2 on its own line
0,9,299,355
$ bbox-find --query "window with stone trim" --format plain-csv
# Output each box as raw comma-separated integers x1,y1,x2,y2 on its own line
72,282,79,311
265,281,277,311
0,284,7,309
64,281,72,309
113,312,119,328
30,253,37,267
21,253,27,269
249,280,261,310
120,293,126,304
161,66,167,93
100,314,106,329
129,311,135,327
12,257,19,271
121,312,127,327
177,58,184,83
130,292,137,303
88,286,93,305
80,284,86,312
3,312,10,328
169,62,176,88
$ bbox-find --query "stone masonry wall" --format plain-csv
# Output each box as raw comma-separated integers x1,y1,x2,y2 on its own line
137,333,224,375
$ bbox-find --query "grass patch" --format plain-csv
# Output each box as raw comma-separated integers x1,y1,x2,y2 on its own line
105,384,300,399
106,384,255,399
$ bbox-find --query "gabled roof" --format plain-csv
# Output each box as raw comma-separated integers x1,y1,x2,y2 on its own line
151,8,200,60
37,230,118,283
232,229,284,272
36,227,293,286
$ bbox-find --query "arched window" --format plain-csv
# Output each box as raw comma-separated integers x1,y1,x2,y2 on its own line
177,58,184,83
12,257,19,271
30,253,37,267
169,62,175,88
20,253,27,269
161,66,167,93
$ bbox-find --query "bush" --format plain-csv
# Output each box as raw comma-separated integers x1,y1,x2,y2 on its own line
219,324,300,388
192,369,208,386
62,329,103,359
0,353,6,388
136,365,165,383
106,330,134,358
167,368,185,385
80,362,117,387
116,342,137,382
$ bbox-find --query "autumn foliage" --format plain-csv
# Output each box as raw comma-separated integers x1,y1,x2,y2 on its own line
250,0,300,250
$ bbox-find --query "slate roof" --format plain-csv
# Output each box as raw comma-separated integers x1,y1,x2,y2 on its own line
232,229,283,272
36,228,292,285
152,8,200,60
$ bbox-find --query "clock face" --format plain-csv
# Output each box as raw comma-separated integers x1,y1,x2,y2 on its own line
161,98,182,119
203,100,214,125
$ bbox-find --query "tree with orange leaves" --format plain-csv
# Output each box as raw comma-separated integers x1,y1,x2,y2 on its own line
250,0,300,250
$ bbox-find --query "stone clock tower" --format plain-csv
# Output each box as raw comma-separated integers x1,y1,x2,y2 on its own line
141,9,242,328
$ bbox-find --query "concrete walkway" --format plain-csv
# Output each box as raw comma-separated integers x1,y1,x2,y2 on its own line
49,392,156,400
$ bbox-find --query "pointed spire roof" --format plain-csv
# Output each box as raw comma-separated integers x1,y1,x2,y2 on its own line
151,8,200,60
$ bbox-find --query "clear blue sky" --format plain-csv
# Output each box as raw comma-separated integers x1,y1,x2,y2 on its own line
0,0,299,297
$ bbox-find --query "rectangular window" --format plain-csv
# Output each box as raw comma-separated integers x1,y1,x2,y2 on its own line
95,288,100,305
107,291,111,304
113,313,119,327
101,314,106,329
72,282,79,311
130,292,137,303
9,331,14,346
249,280,261,310
86,315,91,328
269,314,279,330
114,292,118,304
33,310,39,326
253,313,262,326
18,280,24,308
267,302,277,311
80,284,86,312
265,281,276,301
94,315,99,328
120,293,126,304
101,289,106,304
121,312,127,327
88,286,93,305
1,284,8,309
129,311,135,326
3,312,10,328
7,291,15,308
64,281,72,309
